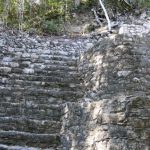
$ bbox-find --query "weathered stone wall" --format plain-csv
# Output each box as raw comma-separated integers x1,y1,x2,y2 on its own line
62,26,150,150
0,30,93,149
0,25,150,150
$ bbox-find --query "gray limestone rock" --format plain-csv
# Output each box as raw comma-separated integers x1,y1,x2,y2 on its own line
0,24,150,150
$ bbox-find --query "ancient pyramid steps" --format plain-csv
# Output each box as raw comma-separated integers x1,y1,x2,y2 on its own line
0,144,51,150
0,102,63,120
0,131,60,149
0,117,61,134
0,34,85,149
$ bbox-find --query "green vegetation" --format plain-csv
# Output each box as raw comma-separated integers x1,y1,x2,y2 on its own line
0,0,73,34
0,0,149,34
104,0,150,11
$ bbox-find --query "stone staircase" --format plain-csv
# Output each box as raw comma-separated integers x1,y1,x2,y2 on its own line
0,33,86,149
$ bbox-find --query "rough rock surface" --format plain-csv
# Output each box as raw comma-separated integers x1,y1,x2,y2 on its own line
0,23,150,150
72,26,150,150
0,29,96,150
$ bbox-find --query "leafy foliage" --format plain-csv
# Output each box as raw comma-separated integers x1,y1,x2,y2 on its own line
104,0,150,11
130,0,150,8
0,0,149,34
0,0,72,33
41,19,63,35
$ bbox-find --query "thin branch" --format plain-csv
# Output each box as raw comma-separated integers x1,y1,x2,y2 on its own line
98,0,111,31
91,8,102,26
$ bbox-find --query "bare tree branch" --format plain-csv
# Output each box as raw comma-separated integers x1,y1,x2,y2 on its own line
98,0,111,31
91,8,102,26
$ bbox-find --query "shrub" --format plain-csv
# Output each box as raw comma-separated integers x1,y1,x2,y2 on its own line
41,19,63,35
104,0,150,12
45,9,65,20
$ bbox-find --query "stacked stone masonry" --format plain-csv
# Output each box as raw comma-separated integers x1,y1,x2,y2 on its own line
0,25,150,150
0,30,91,150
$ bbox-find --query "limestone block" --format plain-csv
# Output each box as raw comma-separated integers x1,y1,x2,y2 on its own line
0,67,11,73
22,53,30,58
10,62,19,68
143,22,150,30
119,24,149,37
100,112,126,124
1,78,9,84
2,57,12,62
23,68,34,74
86,43,94,50
117,70,131,77
31,53,39,59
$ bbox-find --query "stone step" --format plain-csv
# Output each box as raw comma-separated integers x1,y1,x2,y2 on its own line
46,70,80,77
23,88,84,99
42,82,83,90
23,74,80,83
0,58,77,68
16,55,77,63
0,144,44,150
23,60,78,67
0,95,78,105
0,76,82,88
45,65,77,72
0,117,61,134
0,131,60,149
39,55,77,62
40,59,77,67
43,51,78,58
27,48,78,56
20,59,77,68
0,70,81,80
38,49,76,55
0,84,83,97
35,70,80,78
0,72,82,86
0,73,83,87
0,66,77,73
0,103,63,121
2,47,79,56
0,87,84,100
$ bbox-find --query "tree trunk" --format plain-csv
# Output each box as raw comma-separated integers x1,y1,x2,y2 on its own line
74,0,80,8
